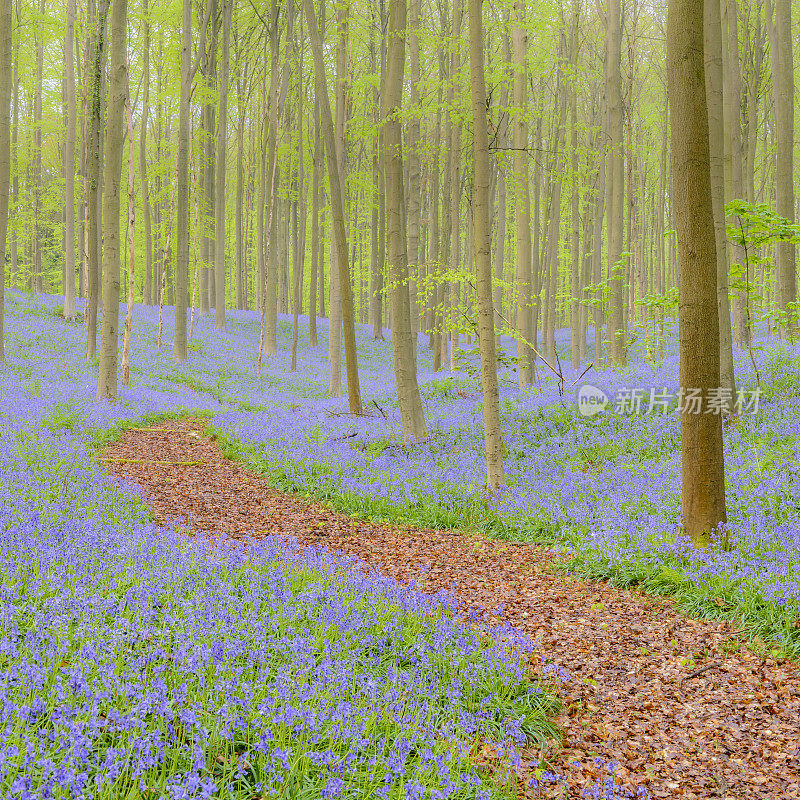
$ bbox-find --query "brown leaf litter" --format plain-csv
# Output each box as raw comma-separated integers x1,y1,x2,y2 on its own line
101,417,800,799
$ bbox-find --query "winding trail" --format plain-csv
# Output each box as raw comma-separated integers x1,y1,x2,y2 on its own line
102,418,800,799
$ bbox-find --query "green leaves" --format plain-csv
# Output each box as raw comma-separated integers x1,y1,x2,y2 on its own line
725,199,800,249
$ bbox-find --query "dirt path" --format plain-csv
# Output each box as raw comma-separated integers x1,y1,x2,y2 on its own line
101,418,800,799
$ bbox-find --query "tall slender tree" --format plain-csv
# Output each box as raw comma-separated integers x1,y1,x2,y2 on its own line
383,0,426,440
140,0,153,305
214,0,232,330
723,0,749,346
468,0,504,491
63,0,77,320
605,0,626,365
303,0,362,415
773,0,795,337
86,0,109,359
0,0,10,361
175,0,211,362
668,0,727,545
96,0,128,400
705,0,736,397
512,0,532,387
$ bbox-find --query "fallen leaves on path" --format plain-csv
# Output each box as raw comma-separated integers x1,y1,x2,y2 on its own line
102,418,800,799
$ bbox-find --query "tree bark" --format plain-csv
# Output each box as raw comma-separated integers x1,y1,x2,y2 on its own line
327,0,346,395
32,0,45,293
512,0,531,387
592,156,606,364
383,0,426,440
569,0,581,372
235,64,247,310
86,0,109,359
64,0,77,320
468,0,504,491
774,0,795,336
303,0,363,415
438,0,462,369
449,120,462,371
97,0,127,400
723,0,749,346
0,0,10,360
121,90,136,385
9,23,16,291
667,0,727,545
491,31,508,351
605,0,626,365
368,7,383,338
309,91,320,345
256,36,267,313
705,0,736,397
175,0,210,361
263,0,287,355
406,0,421,336
140,0,152,305
428,47,445,365
291,39,307,372
214,0,232,329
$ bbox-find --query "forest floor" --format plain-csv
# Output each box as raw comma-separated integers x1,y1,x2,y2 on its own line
103,417,800,800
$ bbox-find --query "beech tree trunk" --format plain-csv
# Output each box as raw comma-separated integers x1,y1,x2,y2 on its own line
214,0,231,330
121,91,135,385
705,0,736,397
774,0,795,337
63,0,77,320
592,157,606,364
256,37,267,313
429,47,445,366
383,0,426,440
605,0,626,365
291,41,307,372
174,0,204,362
303,0,363,415
667,0,727,546
512,0,531,387
327,0,346,395
438,0,462,370
235,64,247,310
263,0,283,354
468,0,504,491
200,0,218,316
0,0,9,361
491,31,508,350
723,0,749,346
97,0,127,400
32,0,44,292
406,0,421,336
569,0,580,372
86,0,109,359
449,118,462,371
369,9,383,338
309,92,320,345
140,0,152,305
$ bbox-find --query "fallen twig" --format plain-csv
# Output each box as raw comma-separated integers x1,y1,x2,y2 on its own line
330,431,358,441
372,400,388,419
680,661,721,684
570,362,594,387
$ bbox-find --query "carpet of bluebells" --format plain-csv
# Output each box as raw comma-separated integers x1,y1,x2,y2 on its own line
1,288,797,798
0,292,572,800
